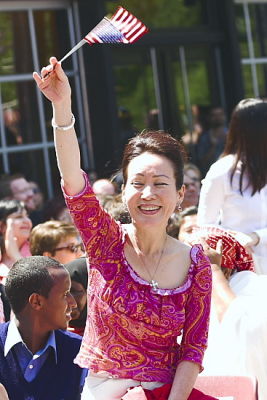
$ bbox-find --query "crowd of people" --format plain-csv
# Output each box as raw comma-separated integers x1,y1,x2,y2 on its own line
0,57,266,400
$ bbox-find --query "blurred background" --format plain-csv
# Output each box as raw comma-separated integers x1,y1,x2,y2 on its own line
0,0,266,197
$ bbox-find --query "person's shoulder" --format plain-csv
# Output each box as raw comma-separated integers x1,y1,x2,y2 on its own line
0,322,9,347
0,322,9,334
169,236,191,262
204,154,235,179
190,244,210,267
55,329,82,347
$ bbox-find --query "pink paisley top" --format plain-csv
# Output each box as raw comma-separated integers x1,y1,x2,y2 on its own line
62,173,212,383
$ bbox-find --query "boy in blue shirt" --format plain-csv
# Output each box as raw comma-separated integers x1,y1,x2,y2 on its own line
0,256,87,399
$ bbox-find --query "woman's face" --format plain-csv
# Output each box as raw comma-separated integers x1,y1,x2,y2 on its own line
178,214,198,245
182,169,201,208
3,209,32,244
69,280,87,321
123,152,184,229
50,236,84,264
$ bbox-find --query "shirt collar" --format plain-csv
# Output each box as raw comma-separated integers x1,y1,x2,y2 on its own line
4,319,57,362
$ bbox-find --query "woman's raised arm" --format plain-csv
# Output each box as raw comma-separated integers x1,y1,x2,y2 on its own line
33,57,85,195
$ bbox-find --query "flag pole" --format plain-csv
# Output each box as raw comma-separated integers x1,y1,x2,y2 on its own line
59,39,87,63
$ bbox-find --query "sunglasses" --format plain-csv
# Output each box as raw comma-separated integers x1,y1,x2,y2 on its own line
53,243,85,253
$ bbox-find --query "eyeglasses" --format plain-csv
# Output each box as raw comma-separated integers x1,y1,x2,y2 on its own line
53,243,85,253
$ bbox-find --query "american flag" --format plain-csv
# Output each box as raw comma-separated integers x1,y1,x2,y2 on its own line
59,7,148,64
84,6,148,45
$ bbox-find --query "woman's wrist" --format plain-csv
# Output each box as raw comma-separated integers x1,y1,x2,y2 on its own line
52,114,75,131
252,232,260,246
52,103,73,127
250,232,260,246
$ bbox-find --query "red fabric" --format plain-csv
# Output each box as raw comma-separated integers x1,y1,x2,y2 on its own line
193,226,254,272
67,326,85,337
122,384,217,400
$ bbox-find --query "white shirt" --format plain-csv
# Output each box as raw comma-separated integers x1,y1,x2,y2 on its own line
197,154,267,273
202,271,267,400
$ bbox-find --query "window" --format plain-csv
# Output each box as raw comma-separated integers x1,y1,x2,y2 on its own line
235,0,267,98
0,1,91,198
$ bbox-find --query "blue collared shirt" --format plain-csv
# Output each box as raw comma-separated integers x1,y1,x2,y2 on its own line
4,319,57,382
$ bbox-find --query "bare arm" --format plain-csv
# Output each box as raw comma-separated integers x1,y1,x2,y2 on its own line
169,247,212,400
33,57,84,195
203,240,236,322
4,218,21,263
168,361,199,400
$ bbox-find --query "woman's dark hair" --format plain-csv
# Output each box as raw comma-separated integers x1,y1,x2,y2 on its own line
0,199,25,253
0,199,25,223
121,131,187,189
223,98,267,195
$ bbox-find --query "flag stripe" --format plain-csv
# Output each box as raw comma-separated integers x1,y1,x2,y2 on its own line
125,21,142,39
84,6,148,46
129,26,147,43
111,6,124,22
121,17,138,34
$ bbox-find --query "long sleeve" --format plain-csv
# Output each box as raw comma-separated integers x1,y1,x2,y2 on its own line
62,172,122,261
179,246,212,370
197,164,227,226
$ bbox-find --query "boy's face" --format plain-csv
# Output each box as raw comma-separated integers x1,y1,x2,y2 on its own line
39,268,76,330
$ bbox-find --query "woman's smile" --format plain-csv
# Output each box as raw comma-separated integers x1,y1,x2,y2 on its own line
138,204,161,215
123,152,184,227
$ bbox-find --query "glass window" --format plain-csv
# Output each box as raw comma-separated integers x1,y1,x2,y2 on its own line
8,148,46,184
174,46,211,135
0,11,34,75
257,63,267,97
105,0,207,29
247,3,267,59
242,64,267,98
235,4,249,58
112,48,157,145
235,2,267,97
34,9,73,69
1,81,42,145
235,3,267,59
242,65,254,97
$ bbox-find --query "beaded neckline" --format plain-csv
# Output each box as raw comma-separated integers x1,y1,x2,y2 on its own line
122,246,197,296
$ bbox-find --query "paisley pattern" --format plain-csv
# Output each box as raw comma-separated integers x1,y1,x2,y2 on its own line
193,225,254,272
63,173,212,383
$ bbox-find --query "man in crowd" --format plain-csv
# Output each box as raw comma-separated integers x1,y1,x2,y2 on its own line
195,106,227,176
0,256,87,399
181,163,201,210
0,174,35,213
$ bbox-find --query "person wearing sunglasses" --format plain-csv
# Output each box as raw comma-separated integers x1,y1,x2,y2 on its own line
30,220,85,264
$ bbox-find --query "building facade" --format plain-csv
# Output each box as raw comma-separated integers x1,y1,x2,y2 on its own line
0,0,266,197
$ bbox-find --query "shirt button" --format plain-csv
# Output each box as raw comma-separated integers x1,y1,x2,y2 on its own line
29,365,34,369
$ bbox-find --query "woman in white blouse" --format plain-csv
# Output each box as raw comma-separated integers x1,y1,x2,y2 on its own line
198,98,267,274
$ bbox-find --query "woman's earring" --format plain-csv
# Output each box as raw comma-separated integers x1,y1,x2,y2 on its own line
176,204,182,212
123,201,128,212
